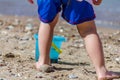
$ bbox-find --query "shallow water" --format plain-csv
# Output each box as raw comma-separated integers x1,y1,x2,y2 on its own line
0,0,120,29
0,0,38,16
94,0,120,29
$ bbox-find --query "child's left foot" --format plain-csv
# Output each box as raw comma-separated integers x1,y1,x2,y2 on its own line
35,62,54,73
98,71,120,80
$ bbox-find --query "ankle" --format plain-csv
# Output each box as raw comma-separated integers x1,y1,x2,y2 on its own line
35,62,50,69
37,57,51,65
36,58,51,65
96,66,108,78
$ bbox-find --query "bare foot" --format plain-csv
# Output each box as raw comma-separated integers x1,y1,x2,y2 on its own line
35,62,54,73
98,71,120,80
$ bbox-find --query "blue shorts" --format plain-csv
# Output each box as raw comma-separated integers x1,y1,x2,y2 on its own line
37,0,96,25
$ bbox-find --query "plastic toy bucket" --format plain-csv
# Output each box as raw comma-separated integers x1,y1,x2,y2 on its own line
34,33,66,63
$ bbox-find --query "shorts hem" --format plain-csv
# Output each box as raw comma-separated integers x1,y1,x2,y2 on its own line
62,14,96,25
38,12,60,23
39,16,54,23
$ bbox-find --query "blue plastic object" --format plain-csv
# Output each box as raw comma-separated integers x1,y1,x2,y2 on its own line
34,33,66,63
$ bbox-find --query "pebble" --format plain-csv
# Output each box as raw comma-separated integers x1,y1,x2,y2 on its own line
24,77,27,79
6,25,14,30
25,23,33,31
35,76,43,78
0,78,7,80
72,43,84,48
20,36,30,41
0,63,6,67
5,53,15,58
12,19,20,26
72,44,77,47
32,50,35,54
117,38,120,42
35,73,44,78
113,31,120,35
19,41,27,44
79,44,84,48
115,57,120,64
1,30,8,34
15,73,21,77
59,29,64,33
68,74,78,79
107,46,112,49
10,73,21,77
74,39,83,43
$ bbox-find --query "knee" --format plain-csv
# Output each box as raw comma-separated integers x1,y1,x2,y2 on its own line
80,27,97,38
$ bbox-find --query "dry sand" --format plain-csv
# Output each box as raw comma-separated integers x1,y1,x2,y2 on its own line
0,15,120,80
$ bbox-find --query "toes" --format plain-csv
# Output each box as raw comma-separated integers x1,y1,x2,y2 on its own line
98,71,120,80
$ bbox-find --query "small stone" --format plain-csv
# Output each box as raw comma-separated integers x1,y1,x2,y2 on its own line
24,77,27,79
109,66,113,68
113,31,120,35
79,44,84,47
6,25,14,30
17,73,21,77
108,46,112,49
117,39,120,42
115,58,120,64
0,63,7,67
25,23,33,31
32,50,35,53
11,73,16,76
13,73,21,77
12,19,20,26
73,44,78,47
71,34,76,37
68,74,78,79
20,36,30,41
5,53,15,58
35,76,43,78
1,30,8,34
0,78,7,80
59,29,64,33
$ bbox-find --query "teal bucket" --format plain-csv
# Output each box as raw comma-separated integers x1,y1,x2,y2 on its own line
34,33,66,63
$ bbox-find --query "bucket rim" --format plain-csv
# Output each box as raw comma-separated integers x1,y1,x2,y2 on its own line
34,33,67,41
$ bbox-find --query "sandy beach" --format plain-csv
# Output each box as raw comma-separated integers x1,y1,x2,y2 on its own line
0,15,120,80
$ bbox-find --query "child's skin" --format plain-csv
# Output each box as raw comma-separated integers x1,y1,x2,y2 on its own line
92,0,102,5
28,0,120,80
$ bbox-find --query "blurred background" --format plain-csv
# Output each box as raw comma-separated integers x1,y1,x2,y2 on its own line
0,0,120,29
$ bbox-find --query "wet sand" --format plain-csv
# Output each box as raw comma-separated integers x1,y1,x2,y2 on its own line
0,15,120,80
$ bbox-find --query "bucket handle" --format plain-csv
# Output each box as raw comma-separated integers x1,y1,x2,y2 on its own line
52,42,62,54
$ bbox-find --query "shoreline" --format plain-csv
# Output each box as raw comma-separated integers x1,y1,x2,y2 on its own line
0,14,120,31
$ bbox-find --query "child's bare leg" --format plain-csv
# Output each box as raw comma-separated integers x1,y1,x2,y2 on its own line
76,20,120,80
36,14,59,69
